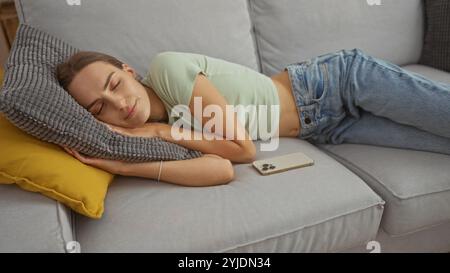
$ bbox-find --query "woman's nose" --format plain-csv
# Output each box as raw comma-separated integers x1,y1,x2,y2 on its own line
111,97,129,112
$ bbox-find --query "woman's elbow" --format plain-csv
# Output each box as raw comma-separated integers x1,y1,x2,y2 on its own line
215,158,234,185
222,159,235,183
245,148,256,163
234,146,256,164
202,155,234,185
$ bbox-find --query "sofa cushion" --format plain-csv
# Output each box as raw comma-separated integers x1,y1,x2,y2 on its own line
402,64,450,84
74,138,384,252
15,0,259,75
340,221,450,253
0,184,74,253
319,144,450,236
248,0,424,76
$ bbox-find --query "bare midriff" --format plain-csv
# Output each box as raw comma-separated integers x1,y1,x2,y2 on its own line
270,69,301,138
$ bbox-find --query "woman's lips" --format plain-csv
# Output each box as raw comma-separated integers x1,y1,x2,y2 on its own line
125,100,137,120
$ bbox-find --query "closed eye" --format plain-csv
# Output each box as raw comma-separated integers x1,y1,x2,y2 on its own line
95,103,104,116
112,80,121,91
94,80,121,115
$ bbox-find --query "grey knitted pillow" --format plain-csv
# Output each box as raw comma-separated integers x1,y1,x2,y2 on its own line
0,24,202,162
419,0,450,72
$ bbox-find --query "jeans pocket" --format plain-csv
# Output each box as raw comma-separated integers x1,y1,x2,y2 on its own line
310,63,329,102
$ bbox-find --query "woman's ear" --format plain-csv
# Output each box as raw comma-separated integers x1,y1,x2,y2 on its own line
122,63,137,78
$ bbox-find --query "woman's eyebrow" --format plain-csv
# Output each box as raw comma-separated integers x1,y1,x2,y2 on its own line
103,71,115,91
86,71,115,111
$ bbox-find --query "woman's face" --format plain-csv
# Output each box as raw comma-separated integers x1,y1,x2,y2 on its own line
67,61,151,128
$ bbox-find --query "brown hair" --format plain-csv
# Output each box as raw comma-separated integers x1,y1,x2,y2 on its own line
56,51,124,90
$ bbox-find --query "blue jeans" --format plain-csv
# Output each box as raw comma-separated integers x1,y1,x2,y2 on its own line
285,48,450,155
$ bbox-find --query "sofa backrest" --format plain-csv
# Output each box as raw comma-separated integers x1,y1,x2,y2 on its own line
248,0,424,76
14,0,259,76
15,0,424,78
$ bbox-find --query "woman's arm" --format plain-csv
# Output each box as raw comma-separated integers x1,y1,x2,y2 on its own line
156,73,257,164
122,154,234,187
62,146,233,187
100,121,255,164
156,122,256,164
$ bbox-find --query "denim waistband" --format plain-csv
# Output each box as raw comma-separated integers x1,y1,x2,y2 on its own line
285,63,320,139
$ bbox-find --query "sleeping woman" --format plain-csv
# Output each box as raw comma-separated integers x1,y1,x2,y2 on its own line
56,49,450,187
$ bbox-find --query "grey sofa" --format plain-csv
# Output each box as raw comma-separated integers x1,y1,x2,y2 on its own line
1,0,449,253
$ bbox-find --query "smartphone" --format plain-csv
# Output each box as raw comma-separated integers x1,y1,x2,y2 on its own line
252,151,314,175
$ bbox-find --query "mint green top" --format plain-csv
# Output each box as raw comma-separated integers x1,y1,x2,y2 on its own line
142,51,280,140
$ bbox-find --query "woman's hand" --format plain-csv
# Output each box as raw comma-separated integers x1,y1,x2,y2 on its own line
98,120,162,138
62,146,129,175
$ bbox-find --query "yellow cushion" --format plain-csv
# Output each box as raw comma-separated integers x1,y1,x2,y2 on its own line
0,113,114,219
